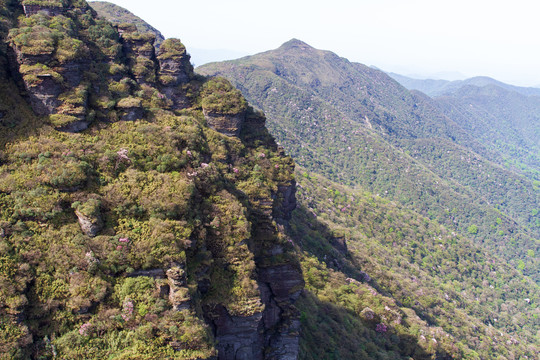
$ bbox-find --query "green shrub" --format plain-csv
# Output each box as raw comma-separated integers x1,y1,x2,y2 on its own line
72,198,100,218
157,38,187,60
9,25,56,55
49,114,80,127
467,224,478,234
22,0,66,7
19,63,63,86
117,96,142,109
201,77,247,115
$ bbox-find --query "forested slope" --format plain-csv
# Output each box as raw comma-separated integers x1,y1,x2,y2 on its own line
293,169,539,359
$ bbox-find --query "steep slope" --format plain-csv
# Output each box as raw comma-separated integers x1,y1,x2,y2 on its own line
293,169,539,359
0,1,302,359
197,40,539,279
88,0,165,48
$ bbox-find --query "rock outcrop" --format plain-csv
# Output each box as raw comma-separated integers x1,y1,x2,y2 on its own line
203,109,246,137
157,38,193,110
273,180,297,223
120,24,158,86
116,96,144,121
201,77,247,137
212,307,265,360
23,3,66,17
74,210,102,237
9,1,92,131
208,129,303,359
167,265,191,311
74,199,103,237
8,3,195,132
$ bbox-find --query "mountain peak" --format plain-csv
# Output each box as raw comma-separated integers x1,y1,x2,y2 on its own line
279,38,313,51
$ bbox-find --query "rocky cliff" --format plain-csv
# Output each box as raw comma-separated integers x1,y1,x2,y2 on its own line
0,1,302,359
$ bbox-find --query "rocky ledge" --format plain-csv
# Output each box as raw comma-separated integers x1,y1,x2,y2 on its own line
203,109,246,137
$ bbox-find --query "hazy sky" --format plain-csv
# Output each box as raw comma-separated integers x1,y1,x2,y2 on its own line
94,0,540,86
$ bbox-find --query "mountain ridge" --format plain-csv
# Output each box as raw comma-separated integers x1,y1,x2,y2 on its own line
88,0,165,48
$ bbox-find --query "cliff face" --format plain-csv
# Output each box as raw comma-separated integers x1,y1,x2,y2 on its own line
0,1,302,359
206,119,303,359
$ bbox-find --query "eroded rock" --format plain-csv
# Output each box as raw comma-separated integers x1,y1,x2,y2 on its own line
203,109,246,137
272,180,297,223
75,209,103,237
73,199,103,237
23,4,66,17
211,305,264,360
167,265,190,311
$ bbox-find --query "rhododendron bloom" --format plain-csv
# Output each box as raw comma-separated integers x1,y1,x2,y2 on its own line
117,148,129,160
122,300,134,321
79,322,91,336
375,323,388,333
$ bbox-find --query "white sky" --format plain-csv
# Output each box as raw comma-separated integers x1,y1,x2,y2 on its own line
93,0,540,86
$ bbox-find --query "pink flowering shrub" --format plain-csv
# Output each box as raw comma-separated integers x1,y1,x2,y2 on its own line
375,323,388,333
79,322,91,336
117,148,129,161
115,148,130,169
122,300,134,321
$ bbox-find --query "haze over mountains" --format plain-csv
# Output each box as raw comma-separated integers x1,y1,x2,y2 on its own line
1,1,538,359
388,73,540,98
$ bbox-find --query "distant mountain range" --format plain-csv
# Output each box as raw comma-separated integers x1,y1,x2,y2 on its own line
388,73,540,97
386,73,540,181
